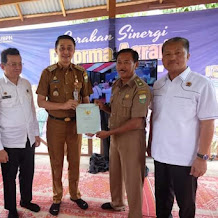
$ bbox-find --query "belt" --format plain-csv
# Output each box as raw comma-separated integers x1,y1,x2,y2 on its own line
49,114,76,122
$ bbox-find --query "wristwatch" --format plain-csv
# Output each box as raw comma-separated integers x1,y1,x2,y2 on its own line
197,153,209,160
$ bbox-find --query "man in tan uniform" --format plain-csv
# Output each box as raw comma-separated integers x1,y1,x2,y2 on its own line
36,35,93,216
96,48,151,218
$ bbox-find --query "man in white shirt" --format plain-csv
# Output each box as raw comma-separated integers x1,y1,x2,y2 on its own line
0,48,41,218
90,82,102,102
149,37,218,218
101,81,112,104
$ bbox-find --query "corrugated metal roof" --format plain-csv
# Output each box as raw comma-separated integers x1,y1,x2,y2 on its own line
65,0,106,9
0,0,131,19
0,4,18,18
20,0,61,15
0,0,216,28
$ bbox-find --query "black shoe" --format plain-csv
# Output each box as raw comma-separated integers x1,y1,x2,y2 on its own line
101,202,125,211
70,198,88,210
101,202,113,210
8,210,18,218
145,166,149,177
49,203,61,216
20,201,40,212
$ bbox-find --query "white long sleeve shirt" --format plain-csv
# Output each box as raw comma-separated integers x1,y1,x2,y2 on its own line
0,75,39,150
151,67,218,166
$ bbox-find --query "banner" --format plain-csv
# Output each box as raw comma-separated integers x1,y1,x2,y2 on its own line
0,8,218,85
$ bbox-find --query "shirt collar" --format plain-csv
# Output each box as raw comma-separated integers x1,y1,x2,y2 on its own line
57,62,74,70
117,73,137,88
166,67,191,81
3,73,21,84
178,67,191,81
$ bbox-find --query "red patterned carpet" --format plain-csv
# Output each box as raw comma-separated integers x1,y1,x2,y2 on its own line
0,161,155,218
0,160,218,218
147,175,218,218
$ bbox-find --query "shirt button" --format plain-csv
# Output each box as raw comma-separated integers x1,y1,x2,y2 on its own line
66,82,68,84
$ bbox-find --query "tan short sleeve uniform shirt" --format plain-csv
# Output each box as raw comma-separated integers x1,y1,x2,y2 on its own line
109,74,151,129
36,63,93,117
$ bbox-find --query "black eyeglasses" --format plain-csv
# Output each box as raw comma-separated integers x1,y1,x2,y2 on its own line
5,62,24,68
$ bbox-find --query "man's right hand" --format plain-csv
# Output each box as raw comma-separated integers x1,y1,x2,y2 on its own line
63,99,78,110
146,145,152,157
94,99,104,110
0,149,9,163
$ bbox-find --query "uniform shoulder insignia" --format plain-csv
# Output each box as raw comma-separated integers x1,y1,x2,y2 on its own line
74,64,85,72
134,77,145,88
47,64,57,72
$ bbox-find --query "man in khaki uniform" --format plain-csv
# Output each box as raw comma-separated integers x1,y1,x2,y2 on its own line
36,35,92,216
96,48,151,218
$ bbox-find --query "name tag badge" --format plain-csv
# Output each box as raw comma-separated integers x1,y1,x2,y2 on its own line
52,80,60,83
2,95,12,99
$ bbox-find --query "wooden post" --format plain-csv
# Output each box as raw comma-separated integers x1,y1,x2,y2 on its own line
100,139,103,154
88,138,93,156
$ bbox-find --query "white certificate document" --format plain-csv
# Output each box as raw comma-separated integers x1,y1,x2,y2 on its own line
76,104,101,134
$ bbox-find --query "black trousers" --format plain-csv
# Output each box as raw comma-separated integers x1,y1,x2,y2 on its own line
1,138,35,212
100,110,110,160
154,160,197,218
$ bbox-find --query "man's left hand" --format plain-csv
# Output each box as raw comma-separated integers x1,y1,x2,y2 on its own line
190,158,207,178
85,133,95,137
0,150,9,163
96,131,110,139
35,136,41,147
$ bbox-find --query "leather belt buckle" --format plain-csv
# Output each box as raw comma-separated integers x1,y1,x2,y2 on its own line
64,117,71,122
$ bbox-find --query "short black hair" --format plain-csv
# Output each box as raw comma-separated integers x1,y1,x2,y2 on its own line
1,48,20,64
162,37,189,54
55,35,76,48
116,48,139,63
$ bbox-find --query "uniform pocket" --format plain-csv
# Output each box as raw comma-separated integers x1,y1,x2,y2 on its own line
120,98,132,117
50,82,62,99
0,98,15,107
24,91,32,102
172,96,196,116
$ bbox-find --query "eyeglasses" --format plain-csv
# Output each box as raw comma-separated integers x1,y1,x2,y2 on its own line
5,62,24,68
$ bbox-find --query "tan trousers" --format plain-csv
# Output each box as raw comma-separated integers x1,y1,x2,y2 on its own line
110,129,146,218
47,117,82,203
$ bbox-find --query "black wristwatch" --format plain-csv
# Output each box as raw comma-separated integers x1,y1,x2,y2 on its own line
197,153,209,160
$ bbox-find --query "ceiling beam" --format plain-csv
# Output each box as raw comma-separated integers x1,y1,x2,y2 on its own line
149,3,176,10
59,0,66,17
117,0,157,7
0,0,37,6
0,5,107,23
173,0,218,7
0,0,218,28
0,9,107,28
67,5,106,13
15,3,24,21
107,0,116,18
127,0,157,2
